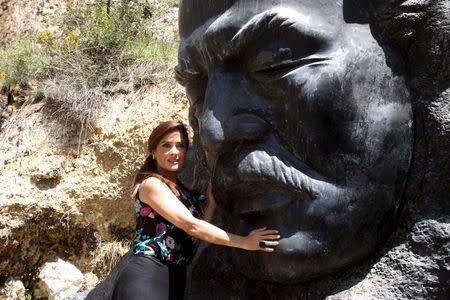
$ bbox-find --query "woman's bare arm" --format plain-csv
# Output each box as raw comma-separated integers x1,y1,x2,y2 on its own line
139,177,279,252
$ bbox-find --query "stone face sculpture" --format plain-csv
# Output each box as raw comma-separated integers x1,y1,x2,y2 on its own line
176,0,412,283
81,1,448,299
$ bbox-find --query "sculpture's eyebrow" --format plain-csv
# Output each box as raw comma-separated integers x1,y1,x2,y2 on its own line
177,7,334,79
210,7,334,62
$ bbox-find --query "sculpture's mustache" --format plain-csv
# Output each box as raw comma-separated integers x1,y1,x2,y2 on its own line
236,150,317,201
213,148,350,219
216,146,346,202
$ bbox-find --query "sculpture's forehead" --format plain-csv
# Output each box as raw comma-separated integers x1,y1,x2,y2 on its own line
179,0,344,39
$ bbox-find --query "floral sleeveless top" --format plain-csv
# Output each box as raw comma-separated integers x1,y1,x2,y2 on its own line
133,180,206,266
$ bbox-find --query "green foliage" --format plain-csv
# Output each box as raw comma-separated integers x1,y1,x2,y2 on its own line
0,0,176,90
122,39,177,62
0,39,53,87
61,0,154,60
33,90,45,102
23,279,33,300
0,0,177,134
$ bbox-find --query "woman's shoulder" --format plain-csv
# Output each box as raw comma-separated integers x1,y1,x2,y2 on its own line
141,176,167,189
135,177,170,198
141,176,180,198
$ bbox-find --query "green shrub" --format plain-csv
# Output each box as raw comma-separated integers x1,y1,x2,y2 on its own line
122,39,177,62
61,0,153,60
0,0,169,88
0,0,178,138
0,39,53,88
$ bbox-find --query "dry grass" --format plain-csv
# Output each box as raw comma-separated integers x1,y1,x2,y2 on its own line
0,0,179,145
93,239,131,277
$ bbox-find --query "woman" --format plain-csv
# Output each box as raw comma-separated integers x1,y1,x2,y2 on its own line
112,120,279,300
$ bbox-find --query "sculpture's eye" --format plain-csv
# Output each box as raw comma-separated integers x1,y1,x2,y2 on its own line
253,56,330,79
249,38,329,80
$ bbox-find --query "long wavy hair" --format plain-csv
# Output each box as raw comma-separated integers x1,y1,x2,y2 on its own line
133,120,189,196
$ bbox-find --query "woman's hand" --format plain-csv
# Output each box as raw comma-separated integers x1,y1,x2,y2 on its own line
206,182,216,207
204,182,217,222
242,227,280,252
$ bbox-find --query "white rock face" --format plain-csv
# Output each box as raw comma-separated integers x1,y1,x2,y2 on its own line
0,82,189,279
0,278,25,300
0,0,187,287
34,259,84,300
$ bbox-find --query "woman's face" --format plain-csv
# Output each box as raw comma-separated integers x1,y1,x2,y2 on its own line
153,130,187,177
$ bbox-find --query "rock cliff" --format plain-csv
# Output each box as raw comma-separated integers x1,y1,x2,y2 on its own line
0,0,187,297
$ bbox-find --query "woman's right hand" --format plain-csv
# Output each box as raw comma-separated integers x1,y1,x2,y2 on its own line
242,227,280,252
206,182,217,206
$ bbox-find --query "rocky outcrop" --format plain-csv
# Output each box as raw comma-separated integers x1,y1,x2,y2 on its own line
34,258,84,300
0,278,25,300
0,82,189,287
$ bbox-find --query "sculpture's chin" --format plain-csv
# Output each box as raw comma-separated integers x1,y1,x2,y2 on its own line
231,248,326,283
230,225,382,283
230,227,324,282
231,249,360,284
219,172,408,283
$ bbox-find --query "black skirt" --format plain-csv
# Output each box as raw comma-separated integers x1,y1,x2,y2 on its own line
112,254,187,300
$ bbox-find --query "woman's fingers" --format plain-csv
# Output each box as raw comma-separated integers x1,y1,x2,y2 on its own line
262,241,279,247
260,230,279,236
261,234,280,240
252,228,278,235
259,241,279,252
261,247,275,252
246,227,281,251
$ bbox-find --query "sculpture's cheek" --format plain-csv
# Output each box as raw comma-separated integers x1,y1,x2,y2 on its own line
250,66,349,181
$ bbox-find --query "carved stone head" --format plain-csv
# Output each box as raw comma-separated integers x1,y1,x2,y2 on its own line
177,0,413,283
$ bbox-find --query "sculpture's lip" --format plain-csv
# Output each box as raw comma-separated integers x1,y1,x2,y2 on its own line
233,190,294,221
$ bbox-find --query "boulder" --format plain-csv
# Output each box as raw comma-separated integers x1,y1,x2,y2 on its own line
0,278,25,300
34,259,84,300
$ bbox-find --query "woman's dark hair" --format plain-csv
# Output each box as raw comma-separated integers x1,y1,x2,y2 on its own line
133,120,189,195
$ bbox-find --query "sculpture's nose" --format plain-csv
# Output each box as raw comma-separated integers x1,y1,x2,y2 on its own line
199,69,269,165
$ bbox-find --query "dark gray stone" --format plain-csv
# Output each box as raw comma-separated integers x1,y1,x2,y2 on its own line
177,0,449,299
178,0,412,283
